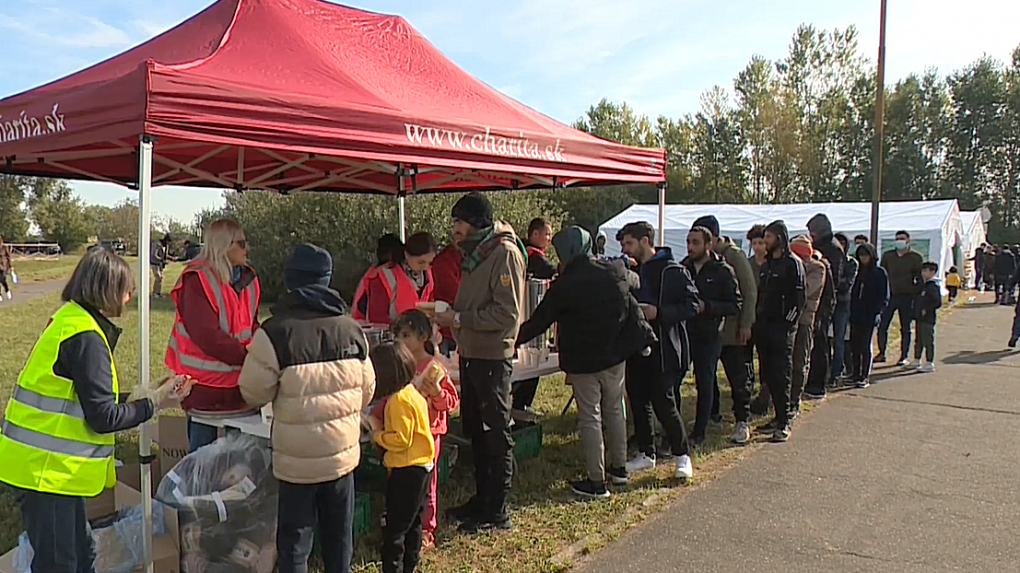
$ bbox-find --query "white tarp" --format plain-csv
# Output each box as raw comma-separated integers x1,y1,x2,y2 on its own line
600,200,966,287
959,211,988,287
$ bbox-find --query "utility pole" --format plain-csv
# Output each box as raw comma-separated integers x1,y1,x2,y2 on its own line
870,0,888,245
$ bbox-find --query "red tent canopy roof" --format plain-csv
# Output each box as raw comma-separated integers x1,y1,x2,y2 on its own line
0,0,665,194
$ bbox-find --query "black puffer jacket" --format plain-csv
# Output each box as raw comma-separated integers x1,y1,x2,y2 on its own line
757,220,806,328
682,252,741,341
634,248,701,375
807,214,848,303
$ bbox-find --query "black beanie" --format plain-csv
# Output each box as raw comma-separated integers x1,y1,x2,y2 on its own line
451,192,494,229
691,215,720,239
285,243,333,290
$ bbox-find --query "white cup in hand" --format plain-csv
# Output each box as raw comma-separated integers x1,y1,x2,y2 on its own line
435,301,449,313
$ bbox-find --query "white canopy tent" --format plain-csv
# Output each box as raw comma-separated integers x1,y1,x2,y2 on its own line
600,200,967,283
959,211,988,287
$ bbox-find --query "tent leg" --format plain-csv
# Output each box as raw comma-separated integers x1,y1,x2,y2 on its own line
137,135,155,573
398,194,407,242
657,182,666,244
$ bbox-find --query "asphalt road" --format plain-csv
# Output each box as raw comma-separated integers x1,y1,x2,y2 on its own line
0,278,66,307
573,294,1020,573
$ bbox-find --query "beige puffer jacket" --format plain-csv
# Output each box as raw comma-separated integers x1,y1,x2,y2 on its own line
238,311,375,485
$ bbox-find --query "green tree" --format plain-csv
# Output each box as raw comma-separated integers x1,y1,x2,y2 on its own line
27,179,91,252
0,176,30,241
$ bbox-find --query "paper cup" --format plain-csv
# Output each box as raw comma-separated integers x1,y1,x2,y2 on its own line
435,301,450,313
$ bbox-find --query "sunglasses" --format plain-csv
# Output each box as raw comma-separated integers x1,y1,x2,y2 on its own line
233,239,247,249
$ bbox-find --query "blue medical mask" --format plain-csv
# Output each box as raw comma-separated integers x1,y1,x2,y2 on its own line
895,239,908,251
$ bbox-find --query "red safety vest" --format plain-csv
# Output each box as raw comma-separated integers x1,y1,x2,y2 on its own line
356,263,434,324
164,260,260,388
351,265,381,321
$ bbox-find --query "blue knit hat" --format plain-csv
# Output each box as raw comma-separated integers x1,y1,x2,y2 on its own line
285,243,333,290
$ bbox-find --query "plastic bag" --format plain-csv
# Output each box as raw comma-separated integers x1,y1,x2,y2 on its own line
156,432,279,573
10,270,17,284
13,503,166,573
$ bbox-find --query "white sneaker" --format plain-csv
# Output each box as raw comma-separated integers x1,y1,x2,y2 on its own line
625,453,656,473
675,455,693,482
918,362,935,373
730,421,750,445
4,291,9,300
902,359,921,370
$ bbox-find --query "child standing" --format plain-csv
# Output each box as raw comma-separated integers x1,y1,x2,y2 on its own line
906,262,942,373
386,309,459,549
945,266,961,302
368,343,436,573
849,243,889,388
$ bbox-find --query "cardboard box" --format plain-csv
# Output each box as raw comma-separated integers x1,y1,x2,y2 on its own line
0,482,180,573
154,415,189,484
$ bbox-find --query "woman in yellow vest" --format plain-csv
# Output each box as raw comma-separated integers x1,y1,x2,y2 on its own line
0,250,190,573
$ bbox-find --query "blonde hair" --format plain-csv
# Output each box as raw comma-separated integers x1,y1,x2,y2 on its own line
197,218,243,283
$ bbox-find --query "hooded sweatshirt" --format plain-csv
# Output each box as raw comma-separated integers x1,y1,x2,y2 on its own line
850,243,890,325
453,221,527,360
715,237,758,346
757,220,806,328
806,214,848,301
791,236,827,327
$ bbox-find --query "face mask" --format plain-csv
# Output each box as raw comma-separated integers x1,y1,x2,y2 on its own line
895,239,908,250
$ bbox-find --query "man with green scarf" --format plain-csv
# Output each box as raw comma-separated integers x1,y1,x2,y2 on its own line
517,226,656,499
436,192,526,533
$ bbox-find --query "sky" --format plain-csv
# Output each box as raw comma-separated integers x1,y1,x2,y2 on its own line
1,0,1018,224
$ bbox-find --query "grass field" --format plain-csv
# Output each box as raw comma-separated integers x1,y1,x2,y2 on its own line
0,259,935,572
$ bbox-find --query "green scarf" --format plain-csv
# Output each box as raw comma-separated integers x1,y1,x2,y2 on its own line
459,226,527,273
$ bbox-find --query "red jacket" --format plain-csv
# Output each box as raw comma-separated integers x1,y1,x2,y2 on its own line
431,245,462,338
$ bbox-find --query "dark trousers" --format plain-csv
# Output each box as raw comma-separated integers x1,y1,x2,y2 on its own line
187,416,219,453
459,357,514,519
831,302,850,381
277,473,355,573
511,377,540,410
948,286,958,302
806,320,831,397
754,323,796,427
381,466,431,573
15,487,94,573
625,353,689,457
914,321,935,362
878,294,915,359
0,271,9,294
995,275,1011,303
850,322,877,382
1012,299,1020,342
720,344,753,423
690,339,722,438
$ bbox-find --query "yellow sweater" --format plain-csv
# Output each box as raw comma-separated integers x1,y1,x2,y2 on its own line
374,384,435,469
945,272,961,287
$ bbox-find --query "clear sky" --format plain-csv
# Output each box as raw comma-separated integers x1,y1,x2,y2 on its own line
2,0,1017,224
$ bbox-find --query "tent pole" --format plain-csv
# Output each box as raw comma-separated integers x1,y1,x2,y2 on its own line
137,134,155,573
657,182,666,245
870,0,888,245
398,195,407,242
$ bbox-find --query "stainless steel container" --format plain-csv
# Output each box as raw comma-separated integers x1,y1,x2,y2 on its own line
523,279,550,356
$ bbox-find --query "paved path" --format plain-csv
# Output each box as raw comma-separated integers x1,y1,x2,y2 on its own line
0,278,66,307
575,293,1020,573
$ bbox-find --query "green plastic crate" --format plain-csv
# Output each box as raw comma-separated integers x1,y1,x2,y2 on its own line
512,423,543,460
353,491,371,536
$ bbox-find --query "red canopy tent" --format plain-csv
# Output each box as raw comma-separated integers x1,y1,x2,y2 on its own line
0,1,666,570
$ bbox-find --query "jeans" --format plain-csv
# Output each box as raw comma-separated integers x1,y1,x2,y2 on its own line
754,323,796,427
14,487,95,573
914,321,936,363
568,363,627,483
806,320,831,397
850,322,877,382
187,416,225,453
720,344,754,423
277,473,355,573
625,352,690,458
382,466,431,573
789,323,814,412
511,377,540,411
690,339,722,439
879,294,915,359
459,357,514,519
831,303,850,381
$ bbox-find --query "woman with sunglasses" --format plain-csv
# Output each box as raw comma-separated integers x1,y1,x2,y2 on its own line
165,218,262,452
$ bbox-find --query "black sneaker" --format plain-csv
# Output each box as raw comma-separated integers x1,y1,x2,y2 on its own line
749,396,770,417
771,424,792,443
758,419,778,432
804,391,826,401
446,497,482,522
570,479,610,499
606,466,629,486
854,379,870,389
873,353,887,364
460,513,513,533
1009,338,1018,349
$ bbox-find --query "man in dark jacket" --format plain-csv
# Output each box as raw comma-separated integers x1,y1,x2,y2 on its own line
849,243,889,388
517,226,655,498
682,220,741,444
513,217,557,422
616,221,700,481
994,245,1016,305
755,220,805,443
831,234,858,385
805,214,844,399
877,230,924,364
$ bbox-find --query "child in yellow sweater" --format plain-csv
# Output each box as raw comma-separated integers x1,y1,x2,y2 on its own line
945,266,961,301
368,343,436,573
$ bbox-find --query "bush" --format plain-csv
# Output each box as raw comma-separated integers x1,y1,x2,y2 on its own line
223,191,566,302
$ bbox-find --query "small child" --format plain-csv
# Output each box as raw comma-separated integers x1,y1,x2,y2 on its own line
386,309,459,550
368,343,436,573
906,261,942,373
945,266,961,302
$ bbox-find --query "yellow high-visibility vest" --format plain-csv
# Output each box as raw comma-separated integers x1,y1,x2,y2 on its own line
0,301,118,497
